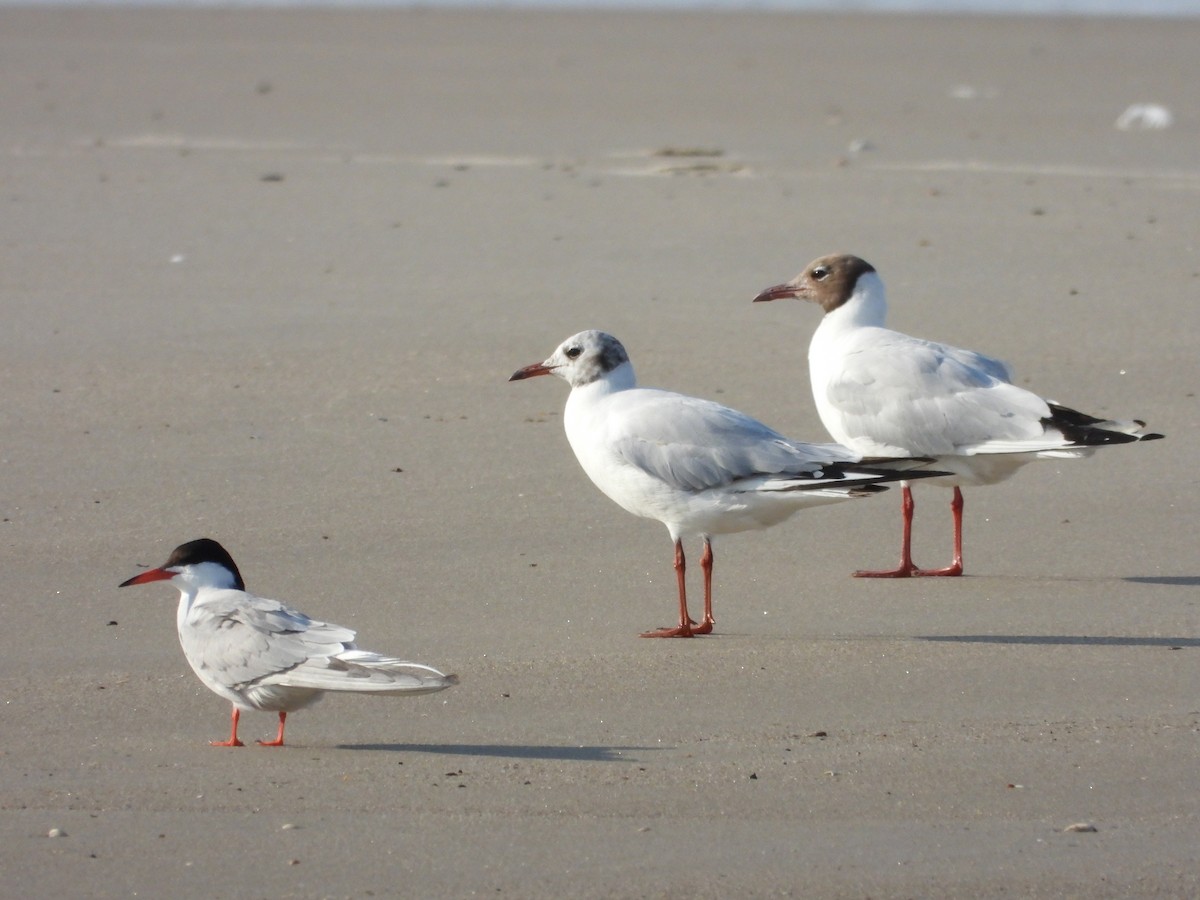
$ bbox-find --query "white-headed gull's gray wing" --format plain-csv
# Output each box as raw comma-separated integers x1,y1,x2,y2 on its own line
605,389,874,492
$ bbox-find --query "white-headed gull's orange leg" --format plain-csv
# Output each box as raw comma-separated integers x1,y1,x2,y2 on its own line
256,711,287,747
691,539,715,635
641,539,699,638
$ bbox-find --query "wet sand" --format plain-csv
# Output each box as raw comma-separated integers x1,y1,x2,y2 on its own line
1,7,1197,897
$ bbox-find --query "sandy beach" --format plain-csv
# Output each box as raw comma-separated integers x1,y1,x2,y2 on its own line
1,6,1197,897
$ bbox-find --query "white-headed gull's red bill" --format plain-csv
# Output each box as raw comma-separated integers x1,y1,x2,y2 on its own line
119,538,456,746
510,330,946,637
753,253,1164,577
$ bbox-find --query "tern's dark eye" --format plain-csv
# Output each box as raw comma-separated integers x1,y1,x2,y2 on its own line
812,266,830,281
565,346,582,359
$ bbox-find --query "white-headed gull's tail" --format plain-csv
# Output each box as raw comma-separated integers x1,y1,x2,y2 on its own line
756,456,952,499
280,652,458,695
854,456,954,475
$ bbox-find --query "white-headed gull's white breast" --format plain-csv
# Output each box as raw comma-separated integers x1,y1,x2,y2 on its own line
753,253,1163,578
510,329,946,636
120,538,456,746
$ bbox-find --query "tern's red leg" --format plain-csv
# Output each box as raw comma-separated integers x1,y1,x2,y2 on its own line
854,483,920,578
690,539,715,635
641,539,698,638
210,707,246,747
256,711,287,747
912,487,964,577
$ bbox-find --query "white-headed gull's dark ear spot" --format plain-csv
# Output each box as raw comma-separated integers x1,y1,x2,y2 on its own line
597,335,629,373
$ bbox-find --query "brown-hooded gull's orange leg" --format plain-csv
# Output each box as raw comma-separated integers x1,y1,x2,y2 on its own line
913,487,964,576
210,707,246,747
854,483,920,578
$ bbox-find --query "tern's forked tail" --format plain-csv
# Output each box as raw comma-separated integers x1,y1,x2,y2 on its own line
275,653,458,696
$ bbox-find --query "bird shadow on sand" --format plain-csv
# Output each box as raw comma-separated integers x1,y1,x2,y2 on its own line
952,574,1200,586
335,743,659,761
1123,575,1200,587
918,635,1198,648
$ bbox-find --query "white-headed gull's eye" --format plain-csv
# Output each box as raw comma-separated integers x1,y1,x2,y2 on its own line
565,346,583,360
812,266,830,281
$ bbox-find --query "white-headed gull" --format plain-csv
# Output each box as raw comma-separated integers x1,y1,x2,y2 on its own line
753,253,1164,577
119,538,457,746
509,330,945,637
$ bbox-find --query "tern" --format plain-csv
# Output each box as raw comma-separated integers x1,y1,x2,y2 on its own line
119,538,457,746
